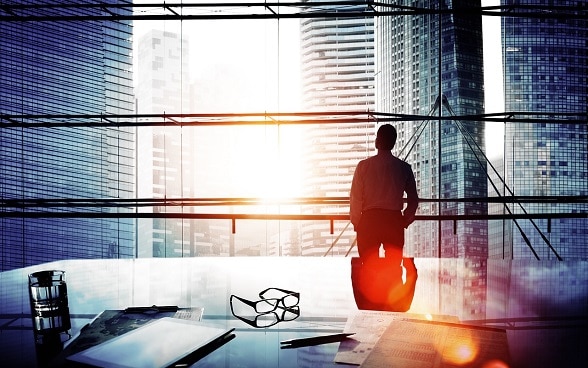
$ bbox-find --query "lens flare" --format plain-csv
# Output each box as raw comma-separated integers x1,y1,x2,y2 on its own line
441,334,478,366
481,359,510,368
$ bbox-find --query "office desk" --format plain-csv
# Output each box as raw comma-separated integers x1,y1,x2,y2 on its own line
1,257,587,367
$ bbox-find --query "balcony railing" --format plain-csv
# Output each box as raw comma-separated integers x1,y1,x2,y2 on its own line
2,196,586,222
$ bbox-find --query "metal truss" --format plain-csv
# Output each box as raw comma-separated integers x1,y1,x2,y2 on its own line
0,1,586,21
1,111,586,128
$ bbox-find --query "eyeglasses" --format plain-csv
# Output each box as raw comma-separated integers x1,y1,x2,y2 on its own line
230,288,300,328
231,288,299,314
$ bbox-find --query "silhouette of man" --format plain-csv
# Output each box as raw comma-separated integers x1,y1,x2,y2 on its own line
350,124,419,265
349,124,419,311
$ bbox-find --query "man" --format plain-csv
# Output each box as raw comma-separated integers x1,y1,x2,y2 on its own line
350,124,419,263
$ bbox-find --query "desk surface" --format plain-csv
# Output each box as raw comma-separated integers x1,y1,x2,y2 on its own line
1,257,587,368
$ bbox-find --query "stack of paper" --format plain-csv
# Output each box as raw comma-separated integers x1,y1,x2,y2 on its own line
335,311,509,368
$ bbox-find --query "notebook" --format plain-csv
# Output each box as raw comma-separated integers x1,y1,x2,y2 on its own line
66,317,235,368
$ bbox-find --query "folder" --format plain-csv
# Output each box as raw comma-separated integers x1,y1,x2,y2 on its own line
66,317,235,368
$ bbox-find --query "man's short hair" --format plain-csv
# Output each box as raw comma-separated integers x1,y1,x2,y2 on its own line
376,124,397,150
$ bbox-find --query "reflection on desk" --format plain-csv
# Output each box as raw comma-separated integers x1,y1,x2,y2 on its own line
0,257,587,367
48,307,205,367
351,257,418,312
66,317,234,368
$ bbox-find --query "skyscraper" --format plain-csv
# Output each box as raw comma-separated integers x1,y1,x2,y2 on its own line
375,0,488,257
136,29,196,258
299,0,375,256
0,1,135,271
499,0,588,259
488,157,514,259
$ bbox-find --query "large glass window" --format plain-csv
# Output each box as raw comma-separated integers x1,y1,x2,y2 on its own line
0,1,586,271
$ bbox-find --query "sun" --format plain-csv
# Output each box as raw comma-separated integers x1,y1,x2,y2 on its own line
228,125,302,201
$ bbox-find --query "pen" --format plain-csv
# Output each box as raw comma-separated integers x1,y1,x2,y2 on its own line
124,305,178,313
280,333,355,348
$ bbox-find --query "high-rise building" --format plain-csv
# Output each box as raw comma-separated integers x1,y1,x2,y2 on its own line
299,0,376,256
0,1,135,271
488,157,514,259
136,29,196,258
375,0,488,257
499,0,588,259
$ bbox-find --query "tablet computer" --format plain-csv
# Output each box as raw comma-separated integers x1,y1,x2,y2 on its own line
66,317,235,368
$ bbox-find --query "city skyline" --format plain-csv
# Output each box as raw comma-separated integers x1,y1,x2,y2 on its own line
129,2,505,199
129,1,586,261
1,2,585,270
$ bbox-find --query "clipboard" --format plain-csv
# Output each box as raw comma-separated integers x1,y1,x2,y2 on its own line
66,317,235,368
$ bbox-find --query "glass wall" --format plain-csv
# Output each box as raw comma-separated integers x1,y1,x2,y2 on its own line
0,1,586,271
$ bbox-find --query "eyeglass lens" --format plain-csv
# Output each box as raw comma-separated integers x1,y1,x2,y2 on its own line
259,288,299,309
255,299,279,313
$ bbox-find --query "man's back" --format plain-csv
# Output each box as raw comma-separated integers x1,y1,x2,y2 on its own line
354,152,415,212
349,124,419,261
350,148,418,230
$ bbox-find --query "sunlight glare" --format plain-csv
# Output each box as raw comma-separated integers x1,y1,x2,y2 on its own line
440,333,479,366
229,125,301,200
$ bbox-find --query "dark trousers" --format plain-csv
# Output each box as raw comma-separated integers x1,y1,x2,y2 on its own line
356,209,404,263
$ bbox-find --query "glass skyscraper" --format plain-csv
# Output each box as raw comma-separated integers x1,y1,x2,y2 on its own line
499,0,588,259
136,29,196,258
0,1,135,271
375,0,488,257
300,0,375,256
